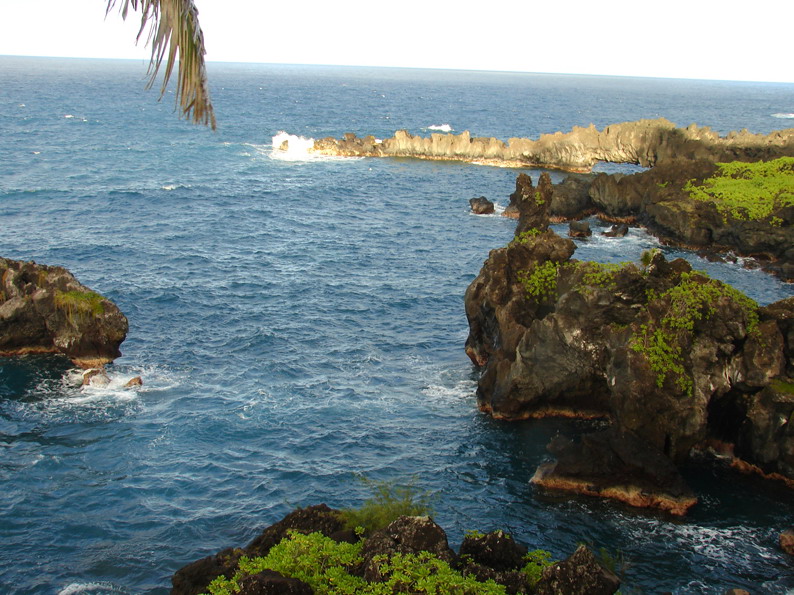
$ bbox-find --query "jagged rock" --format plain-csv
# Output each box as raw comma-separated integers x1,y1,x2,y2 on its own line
470,196,495,215
312,119,794,172
0,258,128,367
532,428,698,516
82,367,110,387
568,221,592,238
359,516,455,582
535,545,620,595
171,504,344,595
602,224,629,238
459,530,527,572
549,174,596,220
124,376,143,388
465,205,794,509
237,570,313,594
171,547,244,595
781,529,794,555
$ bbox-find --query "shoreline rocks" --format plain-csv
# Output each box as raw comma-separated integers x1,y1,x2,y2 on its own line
0,258,128,367
311,119,794,172
171,506,621,595
464,175,794,513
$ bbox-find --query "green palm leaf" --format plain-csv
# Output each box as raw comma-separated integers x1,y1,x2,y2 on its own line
107,0,216,129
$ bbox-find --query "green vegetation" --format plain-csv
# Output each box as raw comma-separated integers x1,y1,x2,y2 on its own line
575,261,633,292
53,290,106,323
509,228,543,247
205,531,508,595
770,378,794,395
521,549,554,587
684,156,794,222
338,478,433,535
534,190,545,205
630,272,759,396
517,261,560,301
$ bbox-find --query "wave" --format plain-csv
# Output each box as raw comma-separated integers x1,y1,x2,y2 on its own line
267,132,359,162
58,582,129,595
771,113,794,119
427,124,453,132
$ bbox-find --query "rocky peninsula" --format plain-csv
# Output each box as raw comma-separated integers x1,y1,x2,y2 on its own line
464,174,794,514
310,119,794,172
0,258,128,367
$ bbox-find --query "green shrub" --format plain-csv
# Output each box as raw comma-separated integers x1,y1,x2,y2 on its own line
630,272,759,396
684,156,794,222
371,551,506,594
521,549,554,587
338,477,434,535
517,261,560,301
509,228,543,247
205,531,508,595
206,531,366,595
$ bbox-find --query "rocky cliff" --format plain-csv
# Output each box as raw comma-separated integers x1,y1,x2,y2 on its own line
0,258,128,367
311,119,794,172
464,175,794,513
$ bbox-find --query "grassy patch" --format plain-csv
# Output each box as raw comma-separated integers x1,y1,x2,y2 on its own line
508,228,543,247
337,478,433,535
54,290,106,320
684,156,794,222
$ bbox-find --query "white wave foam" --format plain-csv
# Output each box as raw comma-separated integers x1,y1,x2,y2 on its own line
428,124,453,132
58,582,128,595
161,184,191,191
270,131,317,161
64,114,74,119
771,113,794,118
267,132,361,162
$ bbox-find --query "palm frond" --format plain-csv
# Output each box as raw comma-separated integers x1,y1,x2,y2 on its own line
107,0,216,129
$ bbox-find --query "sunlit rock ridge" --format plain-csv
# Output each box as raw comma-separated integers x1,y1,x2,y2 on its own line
311,118,794,172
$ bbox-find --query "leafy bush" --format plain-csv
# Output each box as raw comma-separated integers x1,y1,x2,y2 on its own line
684,156,794,222
205,531,508,595
338,477,434,535
517,261,560,301
521,549,554,587
630,271,759,395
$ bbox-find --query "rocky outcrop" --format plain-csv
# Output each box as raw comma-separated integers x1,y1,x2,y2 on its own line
470,196,495,214
172,507,620,595
781,529,794,555
536,545,620,595
0,258,128,367
171,504,345,595
464,177,794,512
544,159,794,280
311,119,794,172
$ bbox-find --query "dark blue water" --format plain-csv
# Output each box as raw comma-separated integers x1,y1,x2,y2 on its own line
1,56,793,594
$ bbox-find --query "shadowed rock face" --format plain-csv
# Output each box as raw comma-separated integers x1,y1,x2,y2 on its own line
0,258,128,367
312,119,794,172
464,181,794,512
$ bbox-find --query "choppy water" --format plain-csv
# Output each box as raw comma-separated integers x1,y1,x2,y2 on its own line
1,56,793,594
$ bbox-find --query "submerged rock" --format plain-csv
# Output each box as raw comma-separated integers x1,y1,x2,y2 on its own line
0,258,128,367
568,221,592,238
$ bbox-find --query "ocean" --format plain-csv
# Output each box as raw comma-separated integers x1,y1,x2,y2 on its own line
0,56,793,594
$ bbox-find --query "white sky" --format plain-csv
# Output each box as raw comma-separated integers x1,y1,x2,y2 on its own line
0,0,792,83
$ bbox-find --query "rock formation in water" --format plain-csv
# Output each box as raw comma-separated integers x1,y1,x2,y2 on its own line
464,175,794,513
0,258,128,367
171,505,620,595
311,119,794,172
529,159,794,281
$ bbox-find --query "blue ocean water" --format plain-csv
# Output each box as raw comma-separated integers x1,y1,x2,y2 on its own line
1,56,793,594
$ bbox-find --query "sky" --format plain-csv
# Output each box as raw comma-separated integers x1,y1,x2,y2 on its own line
0,0,792,83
